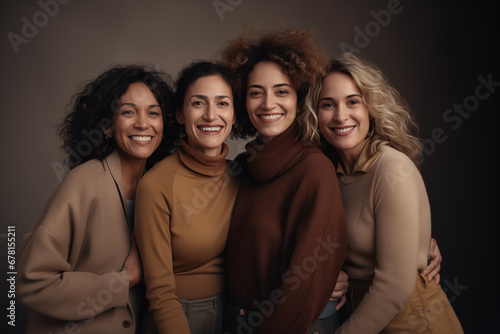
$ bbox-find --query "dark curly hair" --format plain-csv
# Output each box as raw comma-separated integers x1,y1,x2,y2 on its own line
174,60,238,140
59,65,178,170
219,27,328,143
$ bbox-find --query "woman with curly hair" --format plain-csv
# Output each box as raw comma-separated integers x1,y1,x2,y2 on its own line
17,65,176,334
313,52,463,333
220,28,348,334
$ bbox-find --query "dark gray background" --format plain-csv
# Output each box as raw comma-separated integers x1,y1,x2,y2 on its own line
1,0,498,332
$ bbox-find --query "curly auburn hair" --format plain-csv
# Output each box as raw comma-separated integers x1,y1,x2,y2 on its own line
59,65,178,170
310,52,422,166
220,27,328,144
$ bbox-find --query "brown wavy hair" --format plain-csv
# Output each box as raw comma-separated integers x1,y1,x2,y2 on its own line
219,27,328,144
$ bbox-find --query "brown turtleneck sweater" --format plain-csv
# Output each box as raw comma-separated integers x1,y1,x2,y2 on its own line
135,140,239,334
226,123,348,334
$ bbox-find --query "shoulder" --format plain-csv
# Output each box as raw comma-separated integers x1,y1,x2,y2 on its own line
138,153,180,191
371,146,425,193
373,146,419,175
295,146,336,178
59,158,106,192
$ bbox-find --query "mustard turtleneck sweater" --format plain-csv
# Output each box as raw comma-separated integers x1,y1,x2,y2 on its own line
134,140,239,334
226,123,348,334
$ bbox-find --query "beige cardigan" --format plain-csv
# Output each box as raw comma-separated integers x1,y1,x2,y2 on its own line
17,151,141,334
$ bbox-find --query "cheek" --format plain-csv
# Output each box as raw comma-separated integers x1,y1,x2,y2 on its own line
246,100,258,116
182,110,197,129
317,111,330,128
156,122,164,135
112,121,126,138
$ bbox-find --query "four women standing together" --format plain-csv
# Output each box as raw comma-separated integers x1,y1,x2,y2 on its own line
17,27,462,334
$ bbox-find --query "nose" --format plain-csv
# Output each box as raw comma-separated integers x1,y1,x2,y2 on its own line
261,94,276,110
204,104,218,121
134,111,150,129
333,105,348,124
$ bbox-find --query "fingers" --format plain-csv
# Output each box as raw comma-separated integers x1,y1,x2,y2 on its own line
434,273,440,285
335,295,346,311
329,291,343,301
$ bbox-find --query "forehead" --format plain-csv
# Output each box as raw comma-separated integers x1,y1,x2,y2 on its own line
187,75,232,96
321,72,361,96
248,61,292,85
120,82,157,101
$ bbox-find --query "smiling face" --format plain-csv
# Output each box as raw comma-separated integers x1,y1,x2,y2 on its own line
317,72,370,165
177,74,234,156
109,82,163,163
246,61,298,142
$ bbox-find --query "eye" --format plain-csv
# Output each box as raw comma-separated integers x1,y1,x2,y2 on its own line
120,109,134,115
320,102,335,109
218,101,230,106
276,89,289,95
248,90,262,97
149,110,161,116
347,99,361,106
192,100,204,106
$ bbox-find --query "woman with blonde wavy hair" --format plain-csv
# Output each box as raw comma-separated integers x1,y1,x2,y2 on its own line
313,52,463,333
221,28,348,334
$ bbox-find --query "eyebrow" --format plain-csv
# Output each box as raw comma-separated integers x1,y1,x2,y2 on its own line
318,94,362,102
190,94,232,100
247,83,292,90
117,102,160,108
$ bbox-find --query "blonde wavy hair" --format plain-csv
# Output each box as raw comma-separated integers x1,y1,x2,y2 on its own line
219,27,328,145
310,52,423,165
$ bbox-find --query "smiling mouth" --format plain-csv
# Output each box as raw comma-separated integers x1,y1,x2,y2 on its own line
333,126,355,133
259,114,283,121
199,126,222,132
130,135,153,141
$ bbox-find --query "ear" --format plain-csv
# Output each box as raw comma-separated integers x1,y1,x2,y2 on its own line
102,125,113,139
176,110,185,124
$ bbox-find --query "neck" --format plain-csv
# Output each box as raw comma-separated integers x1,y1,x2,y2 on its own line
118,153,146,200
337,150,359,176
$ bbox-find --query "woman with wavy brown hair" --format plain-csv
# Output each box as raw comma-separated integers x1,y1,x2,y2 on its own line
220,28,348,334
313,52,463,333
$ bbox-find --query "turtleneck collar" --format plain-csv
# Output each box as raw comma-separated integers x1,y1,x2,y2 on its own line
177,139,229,177
245,122,306,181
335,139,381,176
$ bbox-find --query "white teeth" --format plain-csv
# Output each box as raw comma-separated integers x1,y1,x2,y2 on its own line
260,114,282,120
131,136,152,141
200,127,221,132
334,126,354,133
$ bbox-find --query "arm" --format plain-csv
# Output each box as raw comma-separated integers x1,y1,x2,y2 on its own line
17,173,130,321
336,153,431,334
134,175,191,334
258,157,348,333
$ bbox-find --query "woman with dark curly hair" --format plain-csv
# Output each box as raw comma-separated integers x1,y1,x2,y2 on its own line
313,53,462,333
17,65,176,334
220,28,348,334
